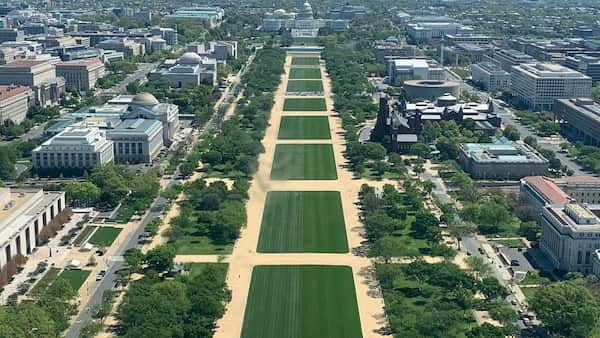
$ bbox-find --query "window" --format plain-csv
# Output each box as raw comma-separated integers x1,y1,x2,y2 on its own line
15,236,21,255
586,251,591,265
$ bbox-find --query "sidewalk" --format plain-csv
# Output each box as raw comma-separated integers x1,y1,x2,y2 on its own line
1,213,86,303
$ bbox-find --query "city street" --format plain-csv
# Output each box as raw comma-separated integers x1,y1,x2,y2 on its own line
65,51,257,338
65,194,168,338
420,160,532,328
95,62,158,97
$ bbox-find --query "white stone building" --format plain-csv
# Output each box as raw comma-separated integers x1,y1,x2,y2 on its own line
0,187,66,268
540,203,600,274
148,52,217,88
0,85,32,124
32,127,114,171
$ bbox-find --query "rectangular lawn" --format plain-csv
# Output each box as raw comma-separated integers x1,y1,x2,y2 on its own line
278,116,331,139
292,57,320,66
283,98,327,112
186,263,228,279
289,67,321,79
271,144,337,180
286,80,323,93
241,265,362,338
58,269,91,291
175,235,233,255
87,226,122,247
258,191,348,253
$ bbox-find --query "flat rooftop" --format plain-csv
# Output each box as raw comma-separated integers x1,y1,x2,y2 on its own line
474,62,510,75
495,49,534,60
557,98,600,124
516,63,591,79
0,188,63,247
547,203,600,232
461,139,547,164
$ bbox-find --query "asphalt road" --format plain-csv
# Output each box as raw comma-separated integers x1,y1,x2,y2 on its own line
0,124,45,146
95,62,157,97
65,51,258,338
65,195,168,338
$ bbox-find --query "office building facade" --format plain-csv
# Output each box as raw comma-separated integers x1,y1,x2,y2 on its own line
55,58,105,92
511,63,592,110
554,98,600,146
471,62,511,92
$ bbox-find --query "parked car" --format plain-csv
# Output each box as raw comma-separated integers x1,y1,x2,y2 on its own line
96,267,109,281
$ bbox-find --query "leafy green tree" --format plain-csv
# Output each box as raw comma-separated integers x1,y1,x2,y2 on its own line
79,320,102,338
478,277,508,300
411,211,440,242
523,135,538,148
371,236,397,262
64,181,101,207
593,83,600,102
422,180,435,195
0,303,56,337
410,142,430,158
530,280,600,337
465,256,491,278
124,248,144,273
488,304,517,324
502,124,520,141
468,323,516,338
144,245,176,272
118,280,190,337
33,277,77,333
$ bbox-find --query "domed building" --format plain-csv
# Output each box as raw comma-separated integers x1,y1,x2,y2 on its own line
117,92,180,146
179,52,203,65
131,92,161,106
41,91,180,165
148,51,217,88
297,2,314,20
262,1,349,36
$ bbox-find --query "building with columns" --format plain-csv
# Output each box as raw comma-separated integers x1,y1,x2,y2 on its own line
32,127,115,172
0,187,65,269
540,203,600,274
0,85,33,124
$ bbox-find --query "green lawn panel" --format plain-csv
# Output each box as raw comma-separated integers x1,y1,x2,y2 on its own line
283,98,327,111
258,191,348,253
289,68,321,79
87,226,122,246
270,144,337,180
241,265,362,338
58,270,91,291
175,235,233,255
291,57,320,66
286,80,324,92
278,116,331,139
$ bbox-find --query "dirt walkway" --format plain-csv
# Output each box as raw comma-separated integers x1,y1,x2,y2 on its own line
209,53,388,338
